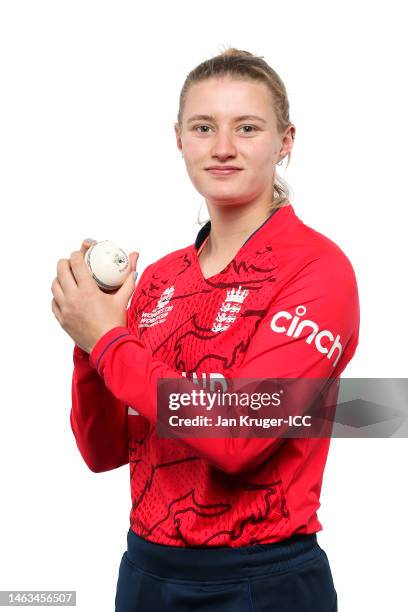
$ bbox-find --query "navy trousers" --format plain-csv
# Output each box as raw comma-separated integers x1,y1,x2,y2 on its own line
115,528,338,611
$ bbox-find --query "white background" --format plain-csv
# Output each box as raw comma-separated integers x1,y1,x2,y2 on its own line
1,1,407,610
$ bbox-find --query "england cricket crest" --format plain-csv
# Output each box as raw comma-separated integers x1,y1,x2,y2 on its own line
139,286,175,328
211,285,249,333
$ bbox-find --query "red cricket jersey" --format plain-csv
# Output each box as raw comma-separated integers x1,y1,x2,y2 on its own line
70,203,360,547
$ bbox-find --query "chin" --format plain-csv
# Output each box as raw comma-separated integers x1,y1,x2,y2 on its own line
205,193,251,206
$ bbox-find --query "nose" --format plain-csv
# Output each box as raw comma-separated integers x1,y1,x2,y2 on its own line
211,128,237,160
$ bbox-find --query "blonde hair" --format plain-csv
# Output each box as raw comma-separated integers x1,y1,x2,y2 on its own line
176,46,294,226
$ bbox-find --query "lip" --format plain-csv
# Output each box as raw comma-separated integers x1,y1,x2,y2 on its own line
206,167,243,176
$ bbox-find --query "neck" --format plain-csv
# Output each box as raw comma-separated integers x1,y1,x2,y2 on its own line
202,200,275,258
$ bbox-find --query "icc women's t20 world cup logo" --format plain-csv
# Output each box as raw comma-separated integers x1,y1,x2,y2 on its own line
139,286,175,328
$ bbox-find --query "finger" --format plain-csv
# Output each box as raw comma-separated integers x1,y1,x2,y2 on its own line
57,258,78,293
51,277,64,306
116,252,140,304
129,251,139,272
69,250,94,288
51,297,62,325
80,238,97,256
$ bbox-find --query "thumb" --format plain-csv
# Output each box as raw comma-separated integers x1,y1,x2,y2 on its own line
116,251,140,303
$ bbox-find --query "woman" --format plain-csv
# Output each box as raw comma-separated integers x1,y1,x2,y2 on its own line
51,48,359,611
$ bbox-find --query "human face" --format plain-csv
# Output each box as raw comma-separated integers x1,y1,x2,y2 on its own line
175,76,293,208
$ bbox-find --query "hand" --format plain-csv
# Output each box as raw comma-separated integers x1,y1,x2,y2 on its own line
51,239,139,354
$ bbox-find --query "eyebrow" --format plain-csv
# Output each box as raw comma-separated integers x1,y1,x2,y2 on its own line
187,114,267,124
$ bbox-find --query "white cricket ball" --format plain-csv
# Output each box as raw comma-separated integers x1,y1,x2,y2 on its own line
85,240,130,291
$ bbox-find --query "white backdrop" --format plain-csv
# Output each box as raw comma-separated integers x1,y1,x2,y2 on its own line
0,1,407,610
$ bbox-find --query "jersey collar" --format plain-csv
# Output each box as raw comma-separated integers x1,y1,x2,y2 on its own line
194,203,299,251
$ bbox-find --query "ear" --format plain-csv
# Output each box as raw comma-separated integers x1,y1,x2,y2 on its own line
174,123,182,152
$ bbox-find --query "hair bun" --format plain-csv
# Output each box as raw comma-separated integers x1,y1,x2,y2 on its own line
221,47,255,58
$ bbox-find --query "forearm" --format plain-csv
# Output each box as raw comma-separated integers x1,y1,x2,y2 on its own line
71,344,129,472
89,329,293,474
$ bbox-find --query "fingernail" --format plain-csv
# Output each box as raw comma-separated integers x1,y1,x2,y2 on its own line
133,271,139,281
85,238,95,244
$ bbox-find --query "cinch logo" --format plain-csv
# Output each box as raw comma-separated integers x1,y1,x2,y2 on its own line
271,305,342,368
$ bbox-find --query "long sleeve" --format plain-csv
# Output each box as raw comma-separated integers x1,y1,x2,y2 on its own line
70,344,129,472
88,253,360,474
69,263,155,473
